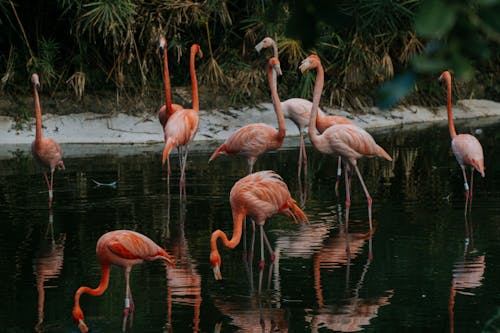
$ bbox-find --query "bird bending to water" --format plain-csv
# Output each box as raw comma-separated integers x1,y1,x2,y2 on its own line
208,57,286,174
300,54,392,232
255,37,352,186
210,170,308,289
30,73,65,208
72,230,175,333
439,70,484,211
162,44,202,189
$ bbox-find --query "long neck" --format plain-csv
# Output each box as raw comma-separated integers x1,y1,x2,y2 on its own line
308,64,324,147
34,84,42,142
267,65,286,141
210,210,245,252
271,40,278,59
190,51,199,112
163,46,173,114
445,76,457,138
73,265,110,313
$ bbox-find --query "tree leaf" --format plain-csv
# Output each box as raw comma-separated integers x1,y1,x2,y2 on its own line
414,0,457,38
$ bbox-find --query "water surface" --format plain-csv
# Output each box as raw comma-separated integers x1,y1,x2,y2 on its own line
1,119,499,332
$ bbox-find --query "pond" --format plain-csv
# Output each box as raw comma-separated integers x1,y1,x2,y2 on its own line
0,118,499,332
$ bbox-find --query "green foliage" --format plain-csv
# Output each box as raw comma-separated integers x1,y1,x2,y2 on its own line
0,0,498,112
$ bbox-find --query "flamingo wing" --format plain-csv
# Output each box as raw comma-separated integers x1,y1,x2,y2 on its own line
164,109,199,146
104,230,165,261
452,134,485,175
223,124,277,157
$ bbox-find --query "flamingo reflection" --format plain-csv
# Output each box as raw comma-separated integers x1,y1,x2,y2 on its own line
33,211,65,332
165,199,202,332
213,296,288,332
307,222,393,332
448,216,485,333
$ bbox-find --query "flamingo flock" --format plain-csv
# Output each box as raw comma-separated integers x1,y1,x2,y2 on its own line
26,35,486,332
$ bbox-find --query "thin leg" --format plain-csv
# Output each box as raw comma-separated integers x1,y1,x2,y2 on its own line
49,171,54,208
302,134,308,178
353,164,373,231
262,230,275,262
460,166,470,213
344,162,351,233
335,156,342,198
248,158,256,174
258,224,265,294
122,267,133,332
469,167,474,212
180,145,190,195
298,134,303,180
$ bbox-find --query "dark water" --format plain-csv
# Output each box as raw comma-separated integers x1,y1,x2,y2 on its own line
1,119,500,332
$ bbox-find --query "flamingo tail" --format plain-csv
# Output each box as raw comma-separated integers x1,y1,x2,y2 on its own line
376,146,393,162
282,199,309,224
162,138,176,166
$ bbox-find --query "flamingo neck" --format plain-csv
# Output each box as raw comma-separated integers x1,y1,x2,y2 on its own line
308,63,324,147
163,45,173,115
210,210,245,252
72,265,110,319
34,84,42,143
271,39,278,59
268,64,286,142
190,50,199,112
445,76,457,138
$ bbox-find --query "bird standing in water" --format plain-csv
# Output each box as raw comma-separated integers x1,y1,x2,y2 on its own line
208,57,286,174
210,170,308,293
162,44,203,190
439,70,485,212
72,230,175,333
300,54,392,233
30,73,65,208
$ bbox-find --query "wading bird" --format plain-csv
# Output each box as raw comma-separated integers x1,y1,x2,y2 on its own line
30,73,65,208
439,70,485,211
209,57,286,174
210,170,308,293
300,55,392,232
162,44,202,189
255,37,352,188
72,230,175,333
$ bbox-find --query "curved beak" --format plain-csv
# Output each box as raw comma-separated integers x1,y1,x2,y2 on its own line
213,265,222,280
35,82,41,92
299,60,310,74
197,49,203,59
78,319,89,333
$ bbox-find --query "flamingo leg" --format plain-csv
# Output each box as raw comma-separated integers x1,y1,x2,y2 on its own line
344,162,352,256
48,171,54,207
262,230,275,262
334,156,342,198
353,164,373,231
460,166,470,212
180,145,190,190
258,224,266,294
298,134,304,180
122,266,134,333
302,133,308,178
469,167,474,212
248,157,256,174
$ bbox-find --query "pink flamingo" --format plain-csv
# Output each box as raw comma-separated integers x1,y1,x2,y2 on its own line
439,71,485,211
30,73,65,208
300,54,392,232
162,44,203,188
209,57,286,174
72,230,175,333
210,170,308,293
255,37,352,187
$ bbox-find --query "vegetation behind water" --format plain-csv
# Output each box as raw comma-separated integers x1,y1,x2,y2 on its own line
1,0,499,120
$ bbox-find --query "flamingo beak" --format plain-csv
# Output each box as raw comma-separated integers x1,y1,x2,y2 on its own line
35,82,41,92
299,60,310,74
213,265,222,280
273,64,282,77
78,319,89,333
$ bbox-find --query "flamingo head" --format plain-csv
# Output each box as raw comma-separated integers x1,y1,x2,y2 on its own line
299,54,321,74
210,250,223,280
191,44,203,59
72,306,89,332
31,73,40,91
269,57,282,76
438,70,451,83
159,37,166,53
255,37,275,53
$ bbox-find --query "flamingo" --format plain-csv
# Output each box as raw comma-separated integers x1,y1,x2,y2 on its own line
438,71,485,211
72,230,175,333
208,57,286,174
158,37,184,176
209,170,308,293
30,73,65,208
255,37,352,188
300,54,392,233
162,44,203,189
